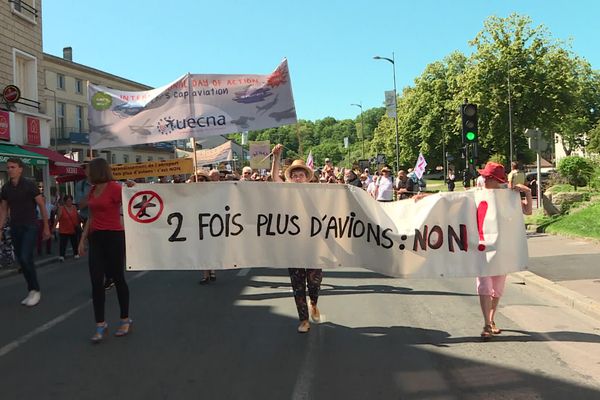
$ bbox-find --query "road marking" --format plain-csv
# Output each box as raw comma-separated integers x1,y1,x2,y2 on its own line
291,326,319,400
0,301,89,357
0,270,148,359
237,268,250,277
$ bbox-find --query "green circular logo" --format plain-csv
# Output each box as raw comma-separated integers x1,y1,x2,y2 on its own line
91,92,112,110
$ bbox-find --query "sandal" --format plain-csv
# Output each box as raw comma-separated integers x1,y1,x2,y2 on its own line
114,319,133,337
198,277,210,285
310,303,321,323
490,321,501,335
480,324,494,340
209,271,216,281
297,320,310,333
91,322,108,343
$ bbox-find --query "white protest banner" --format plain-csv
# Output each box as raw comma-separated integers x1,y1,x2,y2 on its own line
249,140,271,169
176,141,233,166
123,184,528,278
88,59,296,149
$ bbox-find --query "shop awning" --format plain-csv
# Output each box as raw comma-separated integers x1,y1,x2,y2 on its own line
0,143,48,166
21,145,84,176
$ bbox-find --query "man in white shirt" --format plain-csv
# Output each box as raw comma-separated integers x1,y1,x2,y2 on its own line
374,167,394,202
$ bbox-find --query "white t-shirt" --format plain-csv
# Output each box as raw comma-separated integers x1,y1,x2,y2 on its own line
366,181,377,197
375,176,393,201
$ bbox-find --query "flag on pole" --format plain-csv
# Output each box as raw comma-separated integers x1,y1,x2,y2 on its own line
306,150,314,170
414,153,427,180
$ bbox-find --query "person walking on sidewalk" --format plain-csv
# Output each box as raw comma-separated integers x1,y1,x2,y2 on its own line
0,158,51,307
55,194,80,261
476,162,532,339
271,144,322,334
78,158,132,343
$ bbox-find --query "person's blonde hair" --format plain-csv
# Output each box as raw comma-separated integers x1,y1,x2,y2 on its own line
88,158,113,184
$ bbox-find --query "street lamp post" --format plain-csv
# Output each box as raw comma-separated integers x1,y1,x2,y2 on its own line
350,102,365,158
507,71,513,163
44,87,58,150
374,52,399,172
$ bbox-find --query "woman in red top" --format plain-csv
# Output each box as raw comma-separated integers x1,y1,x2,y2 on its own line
54,194,80,261
78,158,131,343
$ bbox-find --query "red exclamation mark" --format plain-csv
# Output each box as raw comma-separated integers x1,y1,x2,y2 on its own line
477,201,488,251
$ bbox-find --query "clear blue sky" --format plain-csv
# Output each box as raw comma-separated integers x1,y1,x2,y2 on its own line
42,0,599,122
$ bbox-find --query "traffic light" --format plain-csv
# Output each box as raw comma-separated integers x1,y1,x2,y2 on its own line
461,103,478,144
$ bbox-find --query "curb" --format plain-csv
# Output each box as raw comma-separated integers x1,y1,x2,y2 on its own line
0,256,59,280
512,271,600,322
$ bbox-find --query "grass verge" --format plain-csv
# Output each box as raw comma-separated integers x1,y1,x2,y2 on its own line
544,202,600,240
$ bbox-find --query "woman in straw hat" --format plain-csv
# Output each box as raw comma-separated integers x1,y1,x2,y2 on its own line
271,144,322,333
476,162,532,339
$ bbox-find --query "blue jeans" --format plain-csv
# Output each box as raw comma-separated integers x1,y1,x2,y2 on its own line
11,224,40,291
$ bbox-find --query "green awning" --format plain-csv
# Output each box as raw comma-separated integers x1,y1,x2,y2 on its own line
0,144,48,166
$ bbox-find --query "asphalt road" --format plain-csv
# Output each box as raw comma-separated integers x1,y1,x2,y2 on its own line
1,257,600,400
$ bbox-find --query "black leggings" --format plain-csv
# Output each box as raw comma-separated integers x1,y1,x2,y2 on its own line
59,233,78,257
88,230,129,323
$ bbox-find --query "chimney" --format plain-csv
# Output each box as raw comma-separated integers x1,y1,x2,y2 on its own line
63,47,73,61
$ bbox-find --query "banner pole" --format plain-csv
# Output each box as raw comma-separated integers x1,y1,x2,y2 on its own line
191,137,198,176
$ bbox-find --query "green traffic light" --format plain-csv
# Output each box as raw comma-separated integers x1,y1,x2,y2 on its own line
466,131,476,141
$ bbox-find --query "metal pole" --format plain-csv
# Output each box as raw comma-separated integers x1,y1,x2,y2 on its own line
360,104,365,158
351,103,365,158
392,52,399,173
508,72,513,163
191,137,199,176
373,54,400,172
537,149,542,208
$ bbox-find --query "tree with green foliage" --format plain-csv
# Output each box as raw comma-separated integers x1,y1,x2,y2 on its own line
557,156,595,191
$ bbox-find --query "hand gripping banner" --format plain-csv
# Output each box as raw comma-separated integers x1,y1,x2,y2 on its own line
123,184,529,278
88,59,296,149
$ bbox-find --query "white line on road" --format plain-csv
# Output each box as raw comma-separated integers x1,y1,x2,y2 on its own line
237,268,250,277
291,324,320,400
0,301,90,357
0,270,149,359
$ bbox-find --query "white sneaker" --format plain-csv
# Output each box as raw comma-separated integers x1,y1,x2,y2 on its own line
58,256,64,262
21,291,34,305
25,291,41,307
74,255,80,260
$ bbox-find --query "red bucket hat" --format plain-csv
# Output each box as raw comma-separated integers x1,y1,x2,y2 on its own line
478,162,507,183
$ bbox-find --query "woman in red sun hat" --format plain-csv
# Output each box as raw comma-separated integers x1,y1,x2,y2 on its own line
476,162,532,340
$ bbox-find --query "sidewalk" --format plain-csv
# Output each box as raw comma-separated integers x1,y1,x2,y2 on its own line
0,239,61,279
513,232,600,321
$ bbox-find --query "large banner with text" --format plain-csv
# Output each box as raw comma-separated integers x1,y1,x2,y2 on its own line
122,184,529,278
88,59,296,149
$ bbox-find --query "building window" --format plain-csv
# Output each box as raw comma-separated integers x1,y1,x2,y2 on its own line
13,49,38,102
57,102,66,137
135,155,142,163
123,154,129,163
111,154,117,164
10,0,38,24
147,156,153,161
57,73,65,90
75,79,83,94
75,105,83,131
